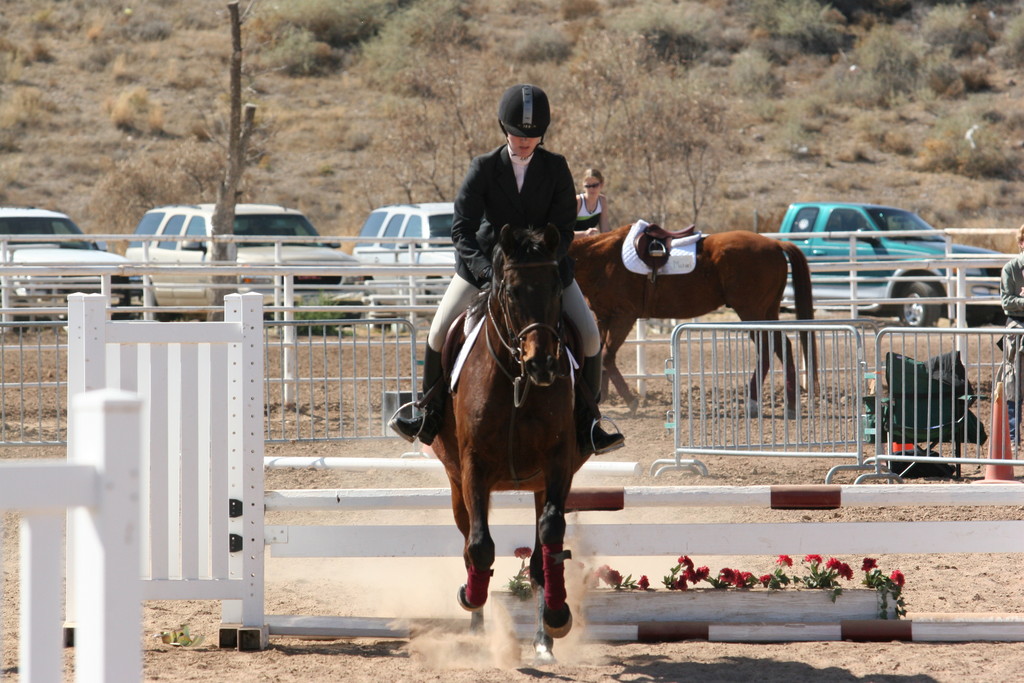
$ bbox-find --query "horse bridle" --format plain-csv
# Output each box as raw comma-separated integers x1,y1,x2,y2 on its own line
484,260,568,408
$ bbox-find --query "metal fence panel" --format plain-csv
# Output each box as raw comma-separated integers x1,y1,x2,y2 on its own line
262,318,419,442
852,326,1024,484
0,322,66,445
657,322,867,479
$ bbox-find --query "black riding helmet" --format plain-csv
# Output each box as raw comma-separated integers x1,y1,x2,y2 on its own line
497,84,550,138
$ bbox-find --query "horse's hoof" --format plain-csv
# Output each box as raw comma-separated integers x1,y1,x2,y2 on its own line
785,406,797,419
627,398,640,416
457,584,483,612
533,632,555,662
543,604,573,639
746,401,760,418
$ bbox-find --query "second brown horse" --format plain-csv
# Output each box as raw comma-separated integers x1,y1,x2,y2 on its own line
570,226,815,415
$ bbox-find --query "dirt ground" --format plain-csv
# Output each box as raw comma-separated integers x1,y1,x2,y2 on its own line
4,377,1024,682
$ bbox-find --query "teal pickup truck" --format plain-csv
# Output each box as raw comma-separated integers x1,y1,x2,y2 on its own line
774,202,1004,327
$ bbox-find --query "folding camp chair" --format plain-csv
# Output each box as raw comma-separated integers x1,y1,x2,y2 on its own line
868,350,987,478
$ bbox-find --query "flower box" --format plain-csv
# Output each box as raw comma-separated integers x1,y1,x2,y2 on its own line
491,588,896,627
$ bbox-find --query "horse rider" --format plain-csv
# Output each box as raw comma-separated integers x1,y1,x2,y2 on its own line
389,83,625,457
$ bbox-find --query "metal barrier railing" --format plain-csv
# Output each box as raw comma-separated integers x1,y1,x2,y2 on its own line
656,322,867,479
262,318,419,443
0,321,67,445
847,326,1024,484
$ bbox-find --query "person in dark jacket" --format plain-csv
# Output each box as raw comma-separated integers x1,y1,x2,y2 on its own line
389,83,624,456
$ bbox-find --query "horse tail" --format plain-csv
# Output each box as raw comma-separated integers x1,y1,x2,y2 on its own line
778,240,814,321
778,239,818,396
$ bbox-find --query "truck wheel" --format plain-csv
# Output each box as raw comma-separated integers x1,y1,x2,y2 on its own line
898,282,943,328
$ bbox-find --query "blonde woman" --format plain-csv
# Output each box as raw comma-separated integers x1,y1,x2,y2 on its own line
574,168,611,237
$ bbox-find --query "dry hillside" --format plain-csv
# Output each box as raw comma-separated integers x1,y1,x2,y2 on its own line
1,0,1023,252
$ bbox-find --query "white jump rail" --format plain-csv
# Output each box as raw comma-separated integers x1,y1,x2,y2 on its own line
263,483,1024,642
2,390,141,683
65,292,267,651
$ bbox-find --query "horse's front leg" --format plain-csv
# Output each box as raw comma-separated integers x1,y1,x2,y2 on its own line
530,489,572,639
456,465,494,613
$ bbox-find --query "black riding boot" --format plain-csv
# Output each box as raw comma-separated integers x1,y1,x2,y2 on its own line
389,348,445,445
577,353,625,456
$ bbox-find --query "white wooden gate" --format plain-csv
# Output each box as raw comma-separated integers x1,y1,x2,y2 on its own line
65,292,267,649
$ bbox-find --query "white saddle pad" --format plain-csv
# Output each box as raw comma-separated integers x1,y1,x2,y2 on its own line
450,315,484,391
621,219,701,276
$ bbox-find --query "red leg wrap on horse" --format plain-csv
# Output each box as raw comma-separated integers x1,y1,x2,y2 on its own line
542,543,567,611
465,566,492,608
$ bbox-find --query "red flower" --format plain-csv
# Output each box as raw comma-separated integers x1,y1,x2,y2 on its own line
760,574,772,586
804,554,823,565
638,575,650,590
777,554,793,567
734,571,754,588
889,570,905,587
514,547,532,560
606,569,622,587
678,555,694,570
837,562,854,581
719,568,736,584
694,566,710,582
862,558,878,572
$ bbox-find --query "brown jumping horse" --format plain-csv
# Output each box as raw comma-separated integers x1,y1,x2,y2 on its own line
570,226,815,416
431,224,586,660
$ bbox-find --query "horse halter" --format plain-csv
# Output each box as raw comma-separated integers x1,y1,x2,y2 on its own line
485,259,567,407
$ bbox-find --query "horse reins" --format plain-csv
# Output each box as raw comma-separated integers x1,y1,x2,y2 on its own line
486,260,566,408
483,258,566,486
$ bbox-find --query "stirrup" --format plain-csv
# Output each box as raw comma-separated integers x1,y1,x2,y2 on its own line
388,400,427,443
587,416,624,455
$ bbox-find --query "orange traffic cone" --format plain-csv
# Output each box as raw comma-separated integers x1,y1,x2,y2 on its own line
976,381,1021,484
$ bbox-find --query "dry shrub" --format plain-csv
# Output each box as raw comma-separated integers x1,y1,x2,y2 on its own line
105,87,164,134
926,62,964,99
747,0,846,56
850,25,924,107
0,51,23,84
959,61,992,93
561,0,601,21
916,117,1017,180
78,45,116,72
85,20,104,42
729,49,782,98
357,0,474,95
834,142,872,163
89,141,226,235
164,60,210,90
120,18,173,42
953,184,991,215
111,53,135,83
255,0,399,48
921,4,994,59
0,87,55,129
258,26,339,76
614,5,713,66
880,129,914,156
1003,13,1024,68
508,28,573,64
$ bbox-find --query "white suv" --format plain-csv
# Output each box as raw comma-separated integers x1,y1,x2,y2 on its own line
124,204,360,307
352,202,455,267
0,207,136,311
